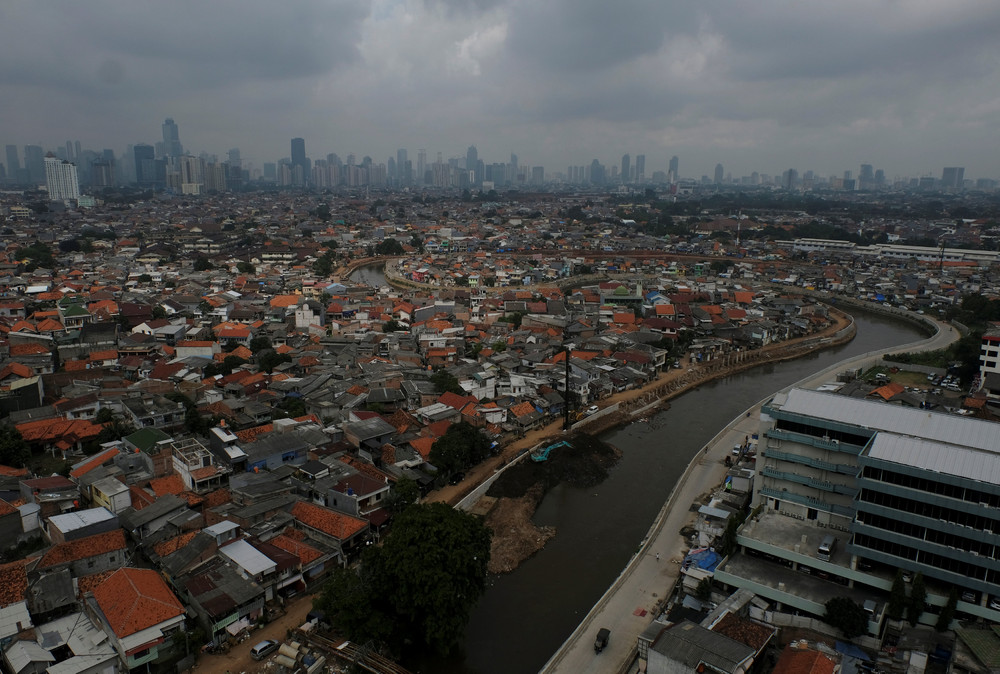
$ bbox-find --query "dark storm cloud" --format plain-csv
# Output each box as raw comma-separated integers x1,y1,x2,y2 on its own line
504,0,681,72
0,2,368,96
2,0,999,177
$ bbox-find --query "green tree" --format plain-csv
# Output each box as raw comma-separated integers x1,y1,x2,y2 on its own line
382,319,403,333
385,476,421,514
138,273,152,283
0,425,30,468
236,261,256,274
315,503,490,657
936,588,957,632
430,369,463,395
429,421,492,476
887,571,907,620
908,573,927,626
249,335,273,354
258,350,292,373
374,238,404,255
824,596,869,639
273,397,307,420
151,305,167,320
193,257,213,271
315,203,332,222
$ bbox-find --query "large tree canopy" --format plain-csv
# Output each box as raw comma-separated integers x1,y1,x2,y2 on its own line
315,502,491,658
429,421,492,477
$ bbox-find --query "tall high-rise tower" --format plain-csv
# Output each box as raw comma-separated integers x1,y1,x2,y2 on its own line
290,138,308,185
134,144,156,185
466,145,478,185
714,163,724,184
5,145,20,183
44,154,80,201
162,118,183,157
669,155,679,180
621,154,631,184
396,148,408,185
634,154,645,184
24,145,45,184
417,149,427,185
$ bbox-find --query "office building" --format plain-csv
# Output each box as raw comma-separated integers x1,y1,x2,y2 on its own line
4,145,20,183
941,167,965,190
396,148,408,186
44,155,80,201
290,138,308,185
621,154,631,184
466,146,478,185
162,118,183,157
417,149,426,186
714,163,724,185
714,387,1000,635
669,155,679,181
635,154,645,184
24,145,45,184
133,144,156,186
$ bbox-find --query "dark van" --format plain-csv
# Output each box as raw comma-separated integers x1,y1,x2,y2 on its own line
594,628,610,653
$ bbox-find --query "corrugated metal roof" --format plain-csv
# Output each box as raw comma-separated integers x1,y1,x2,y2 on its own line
220,539,276,576
867,433,1000,483
778,389,1000,452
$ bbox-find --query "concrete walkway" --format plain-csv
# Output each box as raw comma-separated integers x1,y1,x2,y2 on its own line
539,319,957,674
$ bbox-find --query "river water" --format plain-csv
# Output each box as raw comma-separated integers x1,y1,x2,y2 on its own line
351,263,926,673
427,311,925,674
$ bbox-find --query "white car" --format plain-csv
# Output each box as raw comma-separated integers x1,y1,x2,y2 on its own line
586,405,599,416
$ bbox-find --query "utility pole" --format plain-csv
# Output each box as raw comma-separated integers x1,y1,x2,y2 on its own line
563,344,572,431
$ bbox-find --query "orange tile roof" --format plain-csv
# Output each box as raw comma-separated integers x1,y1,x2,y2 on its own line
509,401,536,418
409,436,435,459
772,648,837,674
291,501,369,541
69,447,120,478
270,533,323,566
270,294,300,308
152,531,199,558
37,529,127,568
92,567,185,637
0,559,28,607
149,474,186,497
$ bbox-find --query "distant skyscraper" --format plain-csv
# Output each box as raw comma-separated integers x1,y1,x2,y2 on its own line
227,148,241,168
290,138,308,185
466,145,478,185
24,145,45,184
635,154,645,184
714,163,724,185
65,141,74,161
74,141,81,161
396,148,408,185
133,144,156,185
621,154,631,184
417,149,426,185
44,154,80,201
589,159,606,185
162,118,183,157
5,145,20,183
784,168,798,190
941,167,965,189
669,155,679,180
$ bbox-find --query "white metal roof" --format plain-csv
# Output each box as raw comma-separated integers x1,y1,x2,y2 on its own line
47,507,115,533
220,539,277,576
777,388,1000,452
204,520,240,536
867,433,1000,485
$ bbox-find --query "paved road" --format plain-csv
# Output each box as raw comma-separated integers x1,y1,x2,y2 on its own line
539,318,957,674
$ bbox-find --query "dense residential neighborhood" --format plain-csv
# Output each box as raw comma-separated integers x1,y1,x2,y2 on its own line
0,184,999,673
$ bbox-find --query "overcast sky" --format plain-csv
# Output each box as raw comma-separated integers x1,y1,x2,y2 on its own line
2,1,999,181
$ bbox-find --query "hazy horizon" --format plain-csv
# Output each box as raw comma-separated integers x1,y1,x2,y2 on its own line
2,1,1000,180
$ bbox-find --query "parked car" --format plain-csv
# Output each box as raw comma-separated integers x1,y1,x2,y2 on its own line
594,628,610,653
251,640,280,661
586,405,599,416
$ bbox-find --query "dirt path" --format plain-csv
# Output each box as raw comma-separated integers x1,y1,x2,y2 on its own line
429,307,853,508
191,596,317,674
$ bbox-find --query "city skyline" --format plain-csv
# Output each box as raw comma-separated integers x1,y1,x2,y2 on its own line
2,2,1000,180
